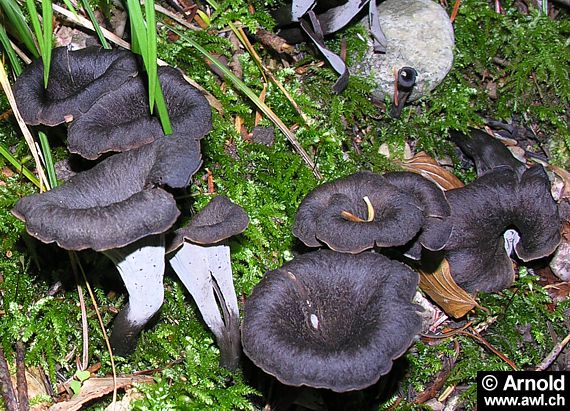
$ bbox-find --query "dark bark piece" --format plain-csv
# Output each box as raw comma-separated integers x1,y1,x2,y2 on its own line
0,347,18,411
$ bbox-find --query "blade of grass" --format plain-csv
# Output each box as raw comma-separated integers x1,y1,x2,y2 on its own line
40,0,53,87
232,23,310,124
37,131,57,188
167,25,321,179
125,0,172,134
70,251,118,409
145,0,157,111
0,0,39,58
61,0,77,15
25,0,52,87
0,142,41,188
0,23,23,75
0,50,49,190
80,0,110,49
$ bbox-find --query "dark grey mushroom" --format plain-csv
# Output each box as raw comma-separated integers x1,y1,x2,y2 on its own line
168,196,249,370
12,144,182,355
389,67,418,119
292,171,424,253
67,66,212,161
383,171,452,259
13,46,139,126
441,165,560,293
242,249,421,392
450,128,527,177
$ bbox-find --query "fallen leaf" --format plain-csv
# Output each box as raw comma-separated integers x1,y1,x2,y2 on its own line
10,366,51,409
104,388,144,411
399,152,464,191
419,259,479,319
49,375,153,411
548,164,570,202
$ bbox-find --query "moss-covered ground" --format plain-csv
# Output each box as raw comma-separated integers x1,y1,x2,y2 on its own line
1,0,569,409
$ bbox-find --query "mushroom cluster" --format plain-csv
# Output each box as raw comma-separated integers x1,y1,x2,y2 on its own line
242,151,561,396
441,128,561,292
292,170,450,257
11,46,226,356
242,171,430,394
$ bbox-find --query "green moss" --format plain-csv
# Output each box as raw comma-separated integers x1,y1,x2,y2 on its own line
1,1,569,409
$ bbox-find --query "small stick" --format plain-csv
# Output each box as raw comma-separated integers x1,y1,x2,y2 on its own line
450,0,461,23
15,341,29,411
0,347,18,411
534,331,570,371
461,327,518,370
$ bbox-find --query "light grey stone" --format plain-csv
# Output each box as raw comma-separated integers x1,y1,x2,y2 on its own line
353,0,455,102
550,240,570,281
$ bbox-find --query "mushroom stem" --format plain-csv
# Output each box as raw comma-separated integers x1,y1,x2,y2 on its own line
340,195,375,223
169,242,241,370
103,235,166,356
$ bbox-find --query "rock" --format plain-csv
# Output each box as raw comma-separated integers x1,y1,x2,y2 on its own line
353,0,455,102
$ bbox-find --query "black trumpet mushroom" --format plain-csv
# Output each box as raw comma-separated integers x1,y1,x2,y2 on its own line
292,171,425,254
67,66,212,161
168,196,249,370
383,171,452,259
435,165,561,293
12,46,211,356
241,249,421,392
13,46,138,126
11,145,182,355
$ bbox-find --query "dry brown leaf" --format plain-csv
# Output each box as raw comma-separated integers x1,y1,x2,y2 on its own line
548,164,570,202
49,375,153,411
9,366,51,410
419,259,479,319
399,152,464,191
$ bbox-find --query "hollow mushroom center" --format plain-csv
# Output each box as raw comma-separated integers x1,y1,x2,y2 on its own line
278,271,381,353
340,196,376,223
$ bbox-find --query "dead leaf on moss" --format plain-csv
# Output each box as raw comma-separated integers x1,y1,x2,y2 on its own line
419,259,479,319
49,375,153,411
548,164,570,202
399,152,464,191
9,366,51,410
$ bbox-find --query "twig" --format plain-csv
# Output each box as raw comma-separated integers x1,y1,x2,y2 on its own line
413,341,460,404
460,327,518,370
15,341,29,411
0,347,18,411
154,3,199,31
534,331,570,371
0,60,50,190
70,251,118,410
77,283,89,370
450,0,461,23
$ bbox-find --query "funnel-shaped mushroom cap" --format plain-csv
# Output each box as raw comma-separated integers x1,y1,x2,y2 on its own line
12,144,180,251
443,165,560,293
67,66,212,160
242,249,421,392
148,133,202,189
292,171,424,253
13,46,139,126
169,196,249,251
450,128,526,177
383,171,452,258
